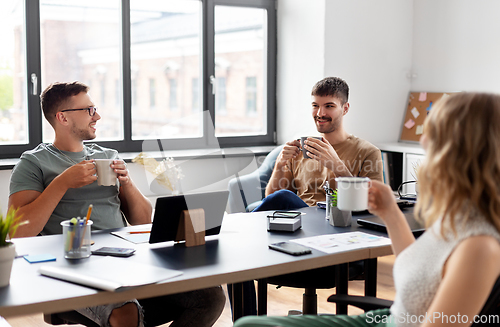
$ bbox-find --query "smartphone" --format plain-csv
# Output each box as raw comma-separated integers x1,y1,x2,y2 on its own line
268,211,301,219
269,242,312,256
91,247,136,257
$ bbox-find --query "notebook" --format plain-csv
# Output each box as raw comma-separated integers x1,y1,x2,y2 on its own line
149,190,229,244
357,211,425,237
39,256,182,292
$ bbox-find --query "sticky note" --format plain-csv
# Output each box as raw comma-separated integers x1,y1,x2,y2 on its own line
416,125,424,135
404,119,415,129
24,254,57,263
419,92,427,101
411,107,420,118
426,101,433,111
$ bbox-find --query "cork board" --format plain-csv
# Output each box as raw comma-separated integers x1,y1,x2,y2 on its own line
399,92,454,143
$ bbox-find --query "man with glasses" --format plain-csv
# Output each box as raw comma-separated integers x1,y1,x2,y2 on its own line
8,81,225,327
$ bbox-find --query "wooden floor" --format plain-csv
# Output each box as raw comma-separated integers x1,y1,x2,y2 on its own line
6,255,396,327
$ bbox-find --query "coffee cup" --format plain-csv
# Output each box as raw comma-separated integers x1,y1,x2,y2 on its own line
94,159,117,186
335,177,371,211
300,136,322,159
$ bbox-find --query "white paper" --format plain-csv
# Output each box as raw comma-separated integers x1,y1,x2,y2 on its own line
411,107,420,118
289,231,391,254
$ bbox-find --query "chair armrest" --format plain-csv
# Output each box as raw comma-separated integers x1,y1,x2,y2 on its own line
227,169,264,213
327,294,393,312
227,145,284,213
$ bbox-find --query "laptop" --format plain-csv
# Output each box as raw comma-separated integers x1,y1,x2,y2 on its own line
357,210,425,237
149,190,229,244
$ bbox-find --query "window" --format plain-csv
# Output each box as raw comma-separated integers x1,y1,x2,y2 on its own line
169,78,177,111
246,76,257,115
0,0,276,158
149,78,156,108
0,0,28,145
192,77,199,112
215,77,226,115
214,5,267,137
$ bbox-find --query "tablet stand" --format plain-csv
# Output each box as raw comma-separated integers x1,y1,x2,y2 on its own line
175,208,206,247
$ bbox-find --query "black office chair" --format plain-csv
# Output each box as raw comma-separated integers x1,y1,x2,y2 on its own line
43,310,99,327
327,276,500,326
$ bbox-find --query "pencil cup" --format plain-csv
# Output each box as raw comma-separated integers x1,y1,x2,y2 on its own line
61,220,93,259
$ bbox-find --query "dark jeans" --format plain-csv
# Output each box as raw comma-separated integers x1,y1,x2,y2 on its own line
252,189,309,212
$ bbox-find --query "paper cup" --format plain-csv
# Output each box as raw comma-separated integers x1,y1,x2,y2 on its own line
94,159,117,186
335,177,371,211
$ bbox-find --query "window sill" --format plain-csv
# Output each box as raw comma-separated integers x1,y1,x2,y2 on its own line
0,145,277,170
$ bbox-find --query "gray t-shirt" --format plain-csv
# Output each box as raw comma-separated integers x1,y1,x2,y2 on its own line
9,143,127,235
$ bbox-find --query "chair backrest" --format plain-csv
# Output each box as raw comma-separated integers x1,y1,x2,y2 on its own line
256,145,284,198
472,275,500,326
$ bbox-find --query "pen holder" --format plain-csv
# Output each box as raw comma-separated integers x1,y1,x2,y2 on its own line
329,207,352,227
61,220,93,259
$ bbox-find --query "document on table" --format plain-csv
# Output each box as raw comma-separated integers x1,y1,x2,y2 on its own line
289,231,391,254
111,225,152,244
39,256,182,292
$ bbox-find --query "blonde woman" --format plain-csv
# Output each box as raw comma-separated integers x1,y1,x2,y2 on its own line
234,92,500,327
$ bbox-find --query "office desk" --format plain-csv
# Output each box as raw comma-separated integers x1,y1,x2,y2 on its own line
0,207,393,320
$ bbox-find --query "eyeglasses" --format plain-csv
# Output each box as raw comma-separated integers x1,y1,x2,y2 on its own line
59,106,98,117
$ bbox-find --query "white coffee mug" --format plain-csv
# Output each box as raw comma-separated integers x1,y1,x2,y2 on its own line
335,177,371,211
94,159,118,186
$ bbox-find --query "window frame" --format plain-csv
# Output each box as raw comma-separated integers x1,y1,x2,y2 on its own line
0,0,276,158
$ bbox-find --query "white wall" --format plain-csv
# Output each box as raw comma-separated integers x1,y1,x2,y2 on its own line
412,0,500,92
277,0,413,144
324,0,413,144
277,0,500,145
276,0,326,142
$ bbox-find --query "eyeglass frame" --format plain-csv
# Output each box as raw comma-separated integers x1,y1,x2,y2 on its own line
58,106,98,117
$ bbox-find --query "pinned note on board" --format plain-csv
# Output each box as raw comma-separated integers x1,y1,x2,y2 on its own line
416,125,424,135
404,119,415,129
400,92,456,143
411,107,420,118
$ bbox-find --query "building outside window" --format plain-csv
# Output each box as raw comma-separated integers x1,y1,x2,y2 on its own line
192,77,199,113
169,78,177,111
215,77,226,115
149,78,156,108
246,76,257,115
0,0,277,158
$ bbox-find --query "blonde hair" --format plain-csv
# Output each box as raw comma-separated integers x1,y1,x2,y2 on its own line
415,92,500,236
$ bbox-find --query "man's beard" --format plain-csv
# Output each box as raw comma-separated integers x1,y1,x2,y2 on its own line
315,114,341,134
72,123,96,141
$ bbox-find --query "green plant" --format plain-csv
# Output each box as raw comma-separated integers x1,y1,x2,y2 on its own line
328,189,338,207
0,207,26,247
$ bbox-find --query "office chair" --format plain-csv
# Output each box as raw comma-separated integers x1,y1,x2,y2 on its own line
227,145,367,315
327,276,500,326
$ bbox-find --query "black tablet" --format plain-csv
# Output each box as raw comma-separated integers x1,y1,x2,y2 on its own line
149,191,229,244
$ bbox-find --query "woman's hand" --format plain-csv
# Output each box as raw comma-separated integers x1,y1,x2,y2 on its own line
368,180,400,223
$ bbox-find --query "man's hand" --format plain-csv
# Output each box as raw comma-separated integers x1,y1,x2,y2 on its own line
57,160,97,189
303,137,341,169
275,139,301,168
111,160,130,187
